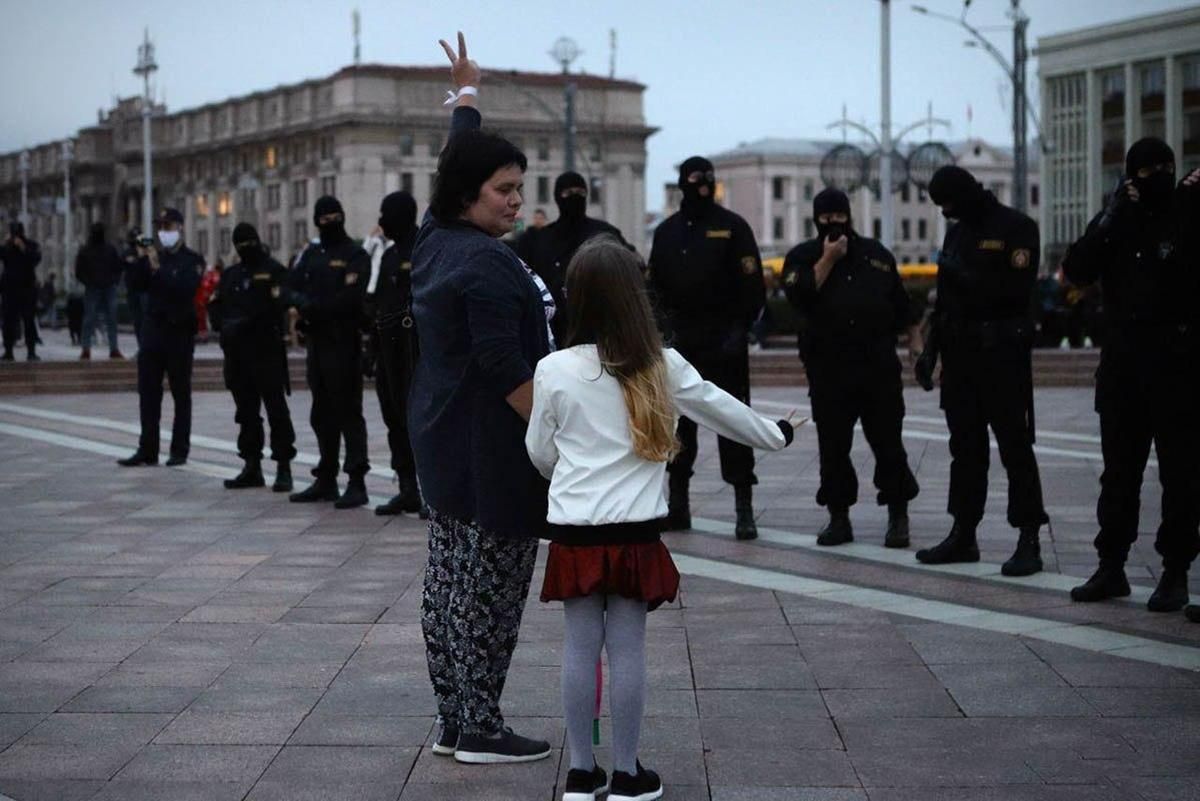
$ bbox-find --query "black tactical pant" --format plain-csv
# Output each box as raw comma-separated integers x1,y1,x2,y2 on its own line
307,337,369,482
224,345,296,464
668,342,756,486
940,343,1048,529
810,356,918,510
137,328,194,460
2,287,38,354
1094,349,1200,571
375,327,417,480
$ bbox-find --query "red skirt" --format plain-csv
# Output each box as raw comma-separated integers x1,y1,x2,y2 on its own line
541,541,680,611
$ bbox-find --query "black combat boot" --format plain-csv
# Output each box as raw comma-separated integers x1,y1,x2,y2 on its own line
272,462,293,493
377,475,422,515
1185,605,1200,623
1147,568,1190,613
1,348,13,361
665,473,691,531
915,520,980,564
117,451,157,467
1070,561,1130,602
1001,525,1043,576
334,477,369,509
289,478,339,503
224,459,265,489
734,485,757,541
816,507,853,546
884,502,910,549
26,347,39,362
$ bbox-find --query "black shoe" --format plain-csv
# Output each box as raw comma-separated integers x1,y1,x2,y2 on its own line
418,505,431,520
915,521,980,564
26,352,39,362
376,482,422,515
453,726,551,764
563,761,609,801
609,760,663,801
289,479,339,503
117,451,157,467
884,504,909,549
734,484,757,540
1070,563,1131,603
334,478,369,509
1186,605,1200,623
272,462,293,493
1001,525,1044,577
665,475,691,531
1147,569,1190,613
224,461,265,489
1,350,13,361
165,454,187,467
431,717,459,756
817,509,853,547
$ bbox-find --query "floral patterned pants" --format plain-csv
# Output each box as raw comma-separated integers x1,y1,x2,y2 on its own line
421,511,539,735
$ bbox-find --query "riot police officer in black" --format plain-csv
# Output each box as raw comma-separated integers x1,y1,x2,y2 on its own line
782,188,919,548
118,208,204,467
1063,138,1200,612
288,196,371,509
648,156,766,539
1,222,43,361
367,191,423,516
515,170,630,342
209,223,297,492
914,166,1048,576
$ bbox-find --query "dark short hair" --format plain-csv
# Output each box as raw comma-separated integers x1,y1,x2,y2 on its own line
430,129,527,223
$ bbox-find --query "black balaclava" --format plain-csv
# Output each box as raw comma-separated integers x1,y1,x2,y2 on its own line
812,188,854,242
554,171,588,225
9,222,25,239
378,191,417,243
232,222,265,265
679,156,716,215
87,222,105,248
313,195,347,246
1125,137,1176,211
928,165,989,223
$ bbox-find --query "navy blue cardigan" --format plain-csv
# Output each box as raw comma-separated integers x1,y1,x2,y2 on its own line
408,107,552,539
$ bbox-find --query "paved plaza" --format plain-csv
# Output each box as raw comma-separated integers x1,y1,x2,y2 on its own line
0,381,1197,801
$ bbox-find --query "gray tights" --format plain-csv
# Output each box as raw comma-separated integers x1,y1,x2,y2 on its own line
562,594,648,774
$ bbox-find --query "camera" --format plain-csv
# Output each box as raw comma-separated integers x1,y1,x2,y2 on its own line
137,236,154,248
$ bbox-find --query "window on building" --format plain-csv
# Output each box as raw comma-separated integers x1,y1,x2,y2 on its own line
399,134,414,157
217,192,232,217
589,138,602,162
291,141,306,164
901,219,911,241
267,222,281,251
772,216,784,240
918,219,927,240
537,175,550,204
293,220,308,249
1030,184,1039,207
772,176,785,201
900,255,911,265
901,182,910,203
219,227,231,254
319,136,334,161
589,176,603,206
918,186,927,203
803,181,814,201
292,179,307,208
195,193,210,218
804,218,814,239
265,146,277,169
266,183,281,210
873,217,881,239
401,172,414,194
241,188,256,211
429,133,442,156
1182,58,1200,172
197,229,209,257
537,138,550,161
321,175,336,197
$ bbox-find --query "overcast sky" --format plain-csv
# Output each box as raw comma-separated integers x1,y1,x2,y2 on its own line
2,0,1195,210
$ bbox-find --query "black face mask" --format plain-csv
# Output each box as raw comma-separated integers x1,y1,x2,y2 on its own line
1133,172,1175,210
556,194,587,224
235,245,263,265
378,191,417,242
317,220,346,247
817,222,850,243
679,157,716,215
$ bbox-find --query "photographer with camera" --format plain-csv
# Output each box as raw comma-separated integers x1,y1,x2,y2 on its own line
117,208,204,468
1,222,43,361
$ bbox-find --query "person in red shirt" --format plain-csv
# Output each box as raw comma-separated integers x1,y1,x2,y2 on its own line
195,261,223,340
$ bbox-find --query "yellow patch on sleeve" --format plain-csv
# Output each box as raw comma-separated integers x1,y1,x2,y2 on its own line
784,271,799,286
401,261,413,271
978,239,1006,251
270,286,281,298
345,272,359,286
869,258,891,272
706,229,733,239
741,255,758,274
330,259,346,269
252,272,271,281
1011,248,1032,269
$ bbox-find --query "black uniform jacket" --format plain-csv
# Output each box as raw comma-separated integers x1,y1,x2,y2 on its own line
208,257,290,353
291,238,370,344
126,245,205,338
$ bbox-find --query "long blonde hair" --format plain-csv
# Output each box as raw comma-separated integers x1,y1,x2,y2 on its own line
564,237,677,462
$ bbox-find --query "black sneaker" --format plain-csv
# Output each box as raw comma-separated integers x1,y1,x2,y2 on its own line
563,762,609,801
609,761,663,801
454,726,551,764
431,717,459,756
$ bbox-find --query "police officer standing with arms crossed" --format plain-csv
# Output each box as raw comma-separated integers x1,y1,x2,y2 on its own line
782,188,919,547
648,156,766,539
208,222,297,493
118,208,204,467
913,165,1048,576
365,191,423,516
1,222,43,362
288,196,372,509
1063,138,1200,613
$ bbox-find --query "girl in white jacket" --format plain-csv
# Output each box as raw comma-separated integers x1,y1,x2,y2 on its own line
526,237,803,801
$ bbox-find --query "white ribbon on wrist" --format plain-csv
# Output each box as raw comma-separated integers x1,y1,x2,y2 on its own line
442,86,478,106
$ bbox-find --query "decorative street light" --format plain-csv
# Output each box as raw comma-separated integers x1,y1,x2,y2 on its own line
549,36,581,173
133,28,158,235
62,140,74,295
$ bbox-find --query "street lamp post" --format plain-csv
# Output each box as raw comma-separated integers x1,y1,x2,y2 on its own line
133,29,158,236
18,150,30,227
62,140,74,295
549,37,581,173
880,0,894,249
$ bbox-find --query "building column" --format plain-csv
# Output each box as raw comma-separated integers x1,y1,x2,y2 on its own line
1165,54,1183,162
761,163,772,247
1085,68,1103,218
1124,62,1139,148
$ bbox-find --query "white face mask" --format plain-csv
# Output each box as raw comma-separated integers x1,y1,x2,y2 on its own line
157,230,180,249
